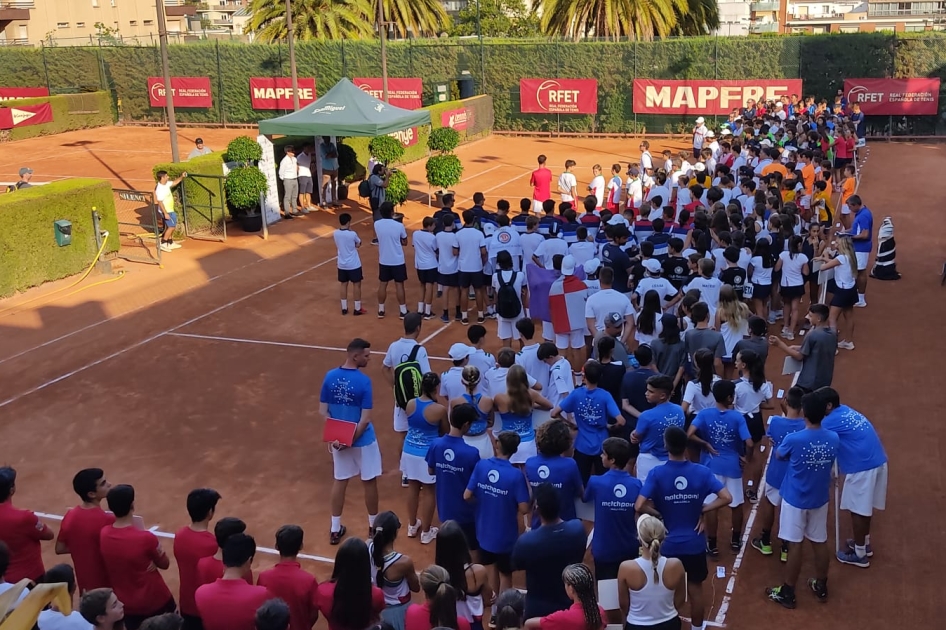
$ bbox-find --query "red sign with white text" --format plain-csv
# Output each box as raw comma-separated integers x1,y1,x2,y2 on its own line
0,87,49,101
519,79,598,114
249,77,317,110
632,79,804,115
389,127,419,147
148,77,213,108
843,78,940,116
354,78,423,109
0,102,54,130
441,108,469,131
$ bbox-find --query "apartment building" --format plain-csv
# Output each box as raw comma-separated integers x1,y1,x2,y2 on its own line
196,0,250,35
749,0,945,32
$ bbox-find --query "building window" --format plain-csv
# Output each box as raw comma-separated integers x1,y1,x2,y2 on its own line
18,24,28,39
839,25,859,31
57,22,70,28
144,19,153,24
822,4,830,12
92,0,99,6
812,25,827,32
905,23,926,29
129,20,137,25
77,21,86,27
110,0,116,6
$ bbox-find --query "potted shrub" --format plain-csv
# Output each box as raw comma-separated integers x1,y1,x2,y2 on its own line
425,127,463,204
224,135,263,165
224,165,268,232
386,169,410,210
336,141,357,200
368,135,406,167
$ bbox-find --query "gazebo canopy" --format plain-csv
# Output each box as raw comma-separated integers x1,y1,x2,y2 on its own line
258,78,431,137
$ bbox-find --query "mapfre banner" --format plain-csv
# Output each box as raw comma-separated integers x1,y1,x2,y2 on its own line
354,78,423,110
633,79,803,115
843,78,940,116
148,77,213,108
249,77,317,110
0,87,49,101
520,79,598,114
0,102,54,130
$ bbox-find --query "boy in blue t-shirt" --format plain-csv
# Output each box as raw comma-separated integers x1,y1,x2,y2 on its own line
426,403,482,554
687,379,753,556
631,374,686,483
524,419,584,530
766,391,840,609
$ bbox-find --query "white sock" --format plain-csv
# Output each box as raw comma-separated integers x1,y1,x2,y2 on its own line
438,284,443,292
478,311,484,319
417,301,425,312
425,303,432,315
865,534,871,545
692,624,705,630
331,516,341,533
368,513,377,528
525,307,531,317
354,301,362,310
341,299,348,310
378,305,385,314
854,544,867,558
858,293,865,302
400,305,408,314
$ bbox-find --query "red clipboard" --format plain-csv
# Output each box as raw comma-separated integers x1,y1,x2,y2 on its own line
323,418,357,447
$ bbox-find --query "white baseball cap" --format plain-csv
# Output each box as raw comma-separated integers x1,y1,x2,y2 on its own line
760,139,774,148
720,128,732,136
448,343,474,361
643,259,662,274
693,163,706,172
583,258,602,275
706,130,715,138
696,117,705,124
561,255,577,276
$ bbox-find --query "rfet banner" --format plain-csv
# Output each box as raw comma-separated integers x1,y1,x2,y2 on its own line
148,77,213,108
441,107,470,131
843,78,941,116
354,78,423,110
520,79,598,114
249,77,317,110
633,79,803,115
389,127,419,147
0,87,49,101
0,103,54,130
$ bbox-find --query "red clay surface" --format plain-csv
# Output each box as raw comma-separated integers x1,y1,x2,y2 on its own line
0,129,941,629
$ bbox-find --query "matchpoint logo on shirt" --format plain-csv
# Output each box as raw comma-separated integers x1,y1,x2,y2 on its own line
613,484,627,498
537,465,550,479
444,449,455,462
488,470,500,484
674,476,688,490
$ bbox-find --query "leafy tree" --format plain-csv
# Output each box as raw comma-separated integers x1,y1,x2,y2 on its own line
380,0,450,38
535,0,687,40
670,0,720,35
450,0,540,38
246,0,375,42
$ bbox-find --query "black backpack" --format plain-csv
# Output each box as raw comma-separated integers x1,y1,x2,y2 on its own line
393,344,423,409
358,179,371,198
496,271,522,319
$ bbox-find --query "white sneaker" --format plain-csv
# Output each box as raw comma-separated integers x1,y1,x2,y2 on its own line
168,242,182,249
855,301,867,308
407,519,422,538
782,330,795,341
159,243,173,253
420,527,439,545
838,340,855,350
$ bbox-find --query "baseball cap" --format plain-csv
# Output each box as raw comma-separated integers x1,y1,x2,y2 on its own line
448,343,474,361
720,128,732,136
760,139,773,148
607,215,627,226
561,255,576,276
643,259,662,274
195,137,204,144
693,163,706,172
583,258,602,276
706,130,715,138
19,167,32,176
605,312,624,328
696,117,705,124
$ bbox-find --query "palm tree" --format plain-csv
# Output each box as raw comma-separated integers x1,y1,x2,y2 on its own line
246,0,375,42
670,0,720,35
535,0,685,40
378,0,450,38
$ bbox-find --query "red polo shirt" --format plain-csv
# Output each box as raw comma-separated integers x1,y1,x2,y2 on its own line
196,555,254,588
57,505,115,592
173,526,218,616
531,167,552,202
316,582,385,630
0,501,49,583
195,578,274,630
539,603,607,630
405,602,471,630
257,561,319,630
99,525,173,615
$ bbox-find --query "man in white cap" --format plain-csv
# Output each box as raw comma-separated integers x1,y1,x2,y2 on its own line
440,343,476,402
633,259,681,313
692,117,708,159
549,255,590,373
707,131,720,161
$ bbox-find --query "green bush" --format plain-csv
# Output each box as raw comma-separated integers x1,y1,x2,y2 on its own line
387,170,410,206
425,154,464,192
428,127,461,153
224,167,267,214
337,141,358,182
224,136,263,164
368,135,406,165
153,152,226,234
5,92,114,141
0,178,119,298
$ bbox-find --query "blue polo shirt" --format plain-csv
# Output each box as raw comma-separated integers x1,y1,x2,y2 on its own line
777,427,840,510
584,469,642,563
691,407,751,479
319,367,375,447
850,207,873,253
641,460,723,556
427,435,480,524
764,416,806,491
636,402,686,460
524,454,584,529
821,405,887,475
559,387,621,456
466,457,531,554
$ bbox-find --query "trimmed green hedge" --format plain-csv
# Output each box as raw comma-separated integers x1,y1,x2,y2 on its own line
0,178,119,298
152,151,226,233
3,92,114,141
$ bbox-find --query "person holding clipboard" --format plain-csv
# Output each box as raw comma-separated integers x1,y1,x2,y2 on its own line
320,338,381,547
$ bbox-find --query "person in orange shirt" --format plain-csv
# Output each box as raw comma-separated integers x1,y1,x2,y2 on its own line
799,151,816,197
837,164,856,230
761,148,787,179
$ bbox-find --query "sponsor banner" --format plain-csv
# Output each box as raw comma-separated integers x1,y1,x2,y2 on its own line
389,126,419,148
520,78,598,114
148,77,213,108
0,87,49,101
632,79,804,115
843,78,940,116
441,107,469,131
249,77,317,110
354,78,423,110
0,102,54,130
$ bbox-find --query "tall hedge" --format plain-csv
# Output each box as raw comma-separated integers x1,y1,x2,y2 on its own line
0,178,119,297
2,92,114,141
152,151,226,235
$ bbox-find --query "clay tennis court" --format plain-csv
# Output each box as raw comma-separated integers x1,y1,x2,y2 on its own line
0,128,942,629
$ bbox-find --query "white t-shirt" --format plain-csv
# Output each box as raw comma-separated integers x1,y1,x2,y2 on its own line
155,181,174,213
568,241,597,266
734,378,773,414
492,269,525,298
779,251,809,287
547,357,575,405
297,152,312,178
607,176,622,207
641,151,654,172
374,219,407,266
693,125,707,149
634,310,663,346
584,288,634,332
558,172,577,201
686,276,722,312
833,254,856,289
749,256,773,285
533,238,568,269
626,178,643,208
412,230,438,270
38,611,92,630
646,185,671,208
440,366,467,401
383,338,431,374
488,228,523,270
333,229,362,271
455,227,487,273
484,366,537,398
520,232,545,269
435,231,460,274
682,376,720,414
516,343,551,393
635,277,679,310
590,175,606,207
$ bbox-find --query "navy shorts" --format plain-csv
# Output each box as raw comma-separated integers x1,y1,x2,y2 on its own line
338,267,363,283
779,284,805,300
417,267,439,284
480,548,513,574
459,270,486,289
458,520,480,551
298,176,313,194
829,282,858,308
163,211,178,229
674,552,708,583
751,283,772,300
379,264,408,283
439,272,460,287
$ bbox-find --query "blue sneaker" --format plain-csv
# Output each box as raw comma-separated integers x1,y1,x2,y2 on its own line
845,539,874,557
440,313,450,324
836,550,870,568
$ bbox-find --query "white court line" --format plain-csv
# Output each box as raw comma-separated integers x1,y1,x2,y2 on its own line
34,511,335,564
456,167,533,205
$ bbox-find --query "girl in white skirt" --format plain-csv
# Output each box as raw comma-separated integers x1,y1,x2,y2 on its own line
491,365,552,466
450,366,495,460
401,372,448,545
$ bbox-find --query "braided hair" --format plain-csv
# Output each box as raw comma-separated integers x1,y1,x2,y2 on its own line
562,564,601,630
637,515,667,583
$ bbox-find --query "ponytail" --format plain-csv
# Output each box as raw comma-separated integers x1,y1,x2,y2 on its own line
370,512,401,588
637,515,668,585
420,565,459,630
420,372,440,400
562,564,601,630
648,538,663,583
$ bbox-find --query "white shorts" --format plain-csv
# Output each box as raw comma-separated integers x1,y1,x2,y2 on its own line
764,482,782,507
542,321,554,341
840,463,887,517
555,329,585,349
400,451,436,484
841,203,851,215
635,452,665,483
332,441,383,481
779,500,828,544
855,252,869,271
510,438,537,465
704,474,745,508
393,406,409,433
498,316,523,340
464,432,494,460
533,199,544,214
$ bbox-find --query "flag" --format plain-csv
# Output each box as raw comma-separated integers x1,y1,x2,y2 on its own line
549,275,589,334
525,263,586,324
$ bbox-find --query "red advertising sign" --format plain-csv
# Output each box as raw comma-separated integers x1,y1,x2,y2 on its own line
148,77,213,108
632,79,804,115
0,102,54,130
354,78,423,110
441,108,469,131
389,127,419,148
843,78,940,116
519,79,598,114
0,87,49,101
249,77,317,110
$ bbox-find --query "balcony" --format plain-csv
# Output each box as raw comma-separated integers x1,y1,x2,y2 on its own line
0,36,29,44
750,1,780,11
165,4,196,15
749,21,779,31
0,0,34,7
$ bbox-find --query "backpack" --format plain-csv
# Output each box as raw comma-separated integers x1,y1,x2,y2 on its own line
393,344,423,410
358,179,371,198
496,271,522,319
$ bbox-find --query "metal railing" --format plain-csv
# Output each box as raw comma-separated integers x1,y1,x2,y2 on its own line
749,21,780,31
750,2,780,11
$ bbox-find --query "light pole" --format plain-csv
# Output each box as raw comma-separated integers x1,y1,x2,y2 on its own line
286,0,300,110
476,0,484,88
154,0,179,162
378,0,389,102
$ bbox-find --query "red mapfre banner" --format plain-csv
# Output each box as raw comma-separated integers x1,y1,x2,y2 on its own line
519,79,598,114
148,77,213,108
843,78,941,116
389,127,419,147
633,79,804,115
441,108,469,131
354,78,423,110
249,77,317,110
0,102,54,130
0,87,49,101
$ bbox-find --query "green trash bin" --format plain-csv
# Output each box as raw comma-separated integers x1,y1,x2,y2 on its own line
54,220,72,247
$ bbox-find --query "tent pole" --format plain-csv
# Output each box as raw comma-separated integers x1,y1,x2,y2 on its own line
286,0,300,110
378,0,389,102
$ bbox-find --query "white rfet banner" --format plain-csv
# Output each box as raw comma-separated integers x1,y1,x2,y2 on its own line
256,135,281,224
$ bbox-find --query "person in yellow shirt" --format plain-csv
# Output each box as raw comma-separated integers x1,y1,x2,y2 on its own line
837,164,856,230
781,179,796,204
812,180,834,229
